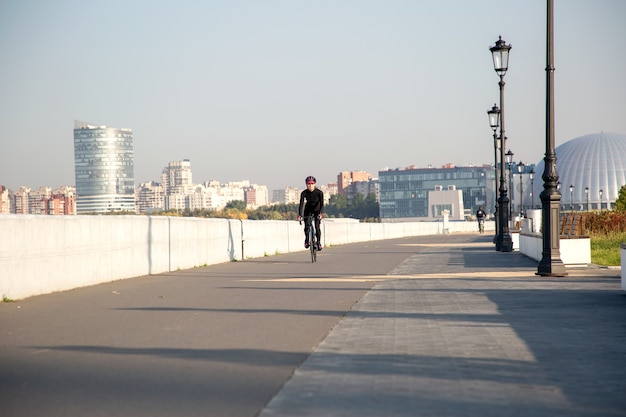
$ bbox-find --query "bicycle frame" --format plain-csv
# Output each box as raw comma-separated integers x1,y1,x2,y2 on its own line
300,215,318,263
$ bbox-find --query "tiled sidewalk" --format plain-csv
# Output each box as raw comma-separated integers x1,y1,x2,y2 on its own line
260,239,626,417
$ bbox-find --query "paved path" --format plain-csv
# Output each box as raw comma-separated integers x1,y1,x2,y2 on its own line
0,234,438,417
1,233,625,417
260,235,626,417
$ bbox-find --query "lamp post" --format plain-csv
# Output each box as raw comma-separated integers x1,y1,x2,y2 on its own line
600,189,603,210
569,185,574,211
529,169,535,209
518,161,525,216
538,0,566,276
487,104,501,240
505,149,514,218
585,186,589,211
490,36,513,252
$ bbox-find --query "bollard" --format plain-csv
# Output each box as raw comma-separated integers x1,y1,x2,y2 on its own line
442,210,450,234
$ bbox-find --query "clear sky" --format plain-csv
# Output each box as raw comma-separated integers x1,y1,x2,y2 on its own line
1,0,625,193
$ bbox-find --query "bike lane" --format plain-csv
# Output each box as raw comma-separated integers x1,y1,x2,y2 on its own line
0,235,435,417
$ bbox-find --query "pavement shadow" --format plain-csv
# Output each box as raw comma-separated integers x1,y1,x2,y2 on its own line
32,345,307,367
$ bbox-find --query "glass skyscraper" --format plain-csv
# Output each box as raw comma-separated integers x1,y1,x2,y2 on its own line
73,121,135,214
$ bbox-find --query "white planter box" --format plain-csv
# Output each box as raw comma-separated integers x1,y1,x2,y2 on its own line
519,233,590,266
619,243,626,291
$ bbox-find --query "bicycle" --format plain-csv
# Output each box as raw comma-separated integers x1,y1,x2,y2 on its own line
299,215,319,263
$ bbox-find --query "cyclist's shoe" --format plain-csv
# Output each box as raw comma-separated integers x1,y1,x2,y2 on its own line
317,242,323,251
304,240,309,249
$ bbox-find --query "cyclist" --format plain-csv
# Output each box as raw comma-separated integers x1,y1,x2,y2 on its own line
476,205,486,232
297,175,324,250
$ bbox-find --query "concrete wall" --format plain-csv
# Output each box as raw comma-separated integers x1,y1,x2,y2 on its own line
1,215,491,300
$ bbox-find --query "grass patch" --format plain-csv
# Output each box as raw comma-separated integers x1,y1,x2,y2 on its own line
590,231,626,266
2,295,15,303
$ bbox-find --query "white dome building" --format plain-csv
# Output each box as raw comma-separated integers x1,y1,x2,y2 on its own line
529,132,626,211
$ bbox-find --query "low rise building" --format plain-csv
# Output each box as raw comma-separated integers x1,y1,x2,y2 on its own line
379,164,494,221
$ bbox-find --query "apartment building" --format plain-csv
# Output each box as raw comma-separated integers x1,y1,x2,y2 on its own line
136,181,165,213
161,160,193,195
337,171,373,194
12,187,31,214
44,188,76,215
244,185,269,209
2,186,75,215
1,185,11,213
272,187,300,205
135,161,266,213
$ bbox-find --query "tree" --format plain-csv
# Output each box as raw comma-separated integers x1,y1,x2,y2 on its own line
224,200,247,211
325,194,348,217
224,208,247,219
364,192,380,219
325,192,379,220
249,210,282,220
614,185,626,212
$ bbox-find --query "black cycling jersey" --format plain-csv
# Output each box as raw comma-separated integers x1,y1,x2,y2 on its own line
299,188,324,216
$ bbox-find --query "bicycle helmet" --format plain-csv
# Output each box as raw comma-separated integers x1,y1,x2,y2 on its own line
305,176,316,184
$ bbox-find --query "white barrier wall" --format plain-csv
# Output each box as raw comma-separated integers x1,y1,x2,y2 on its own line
1,215,490,300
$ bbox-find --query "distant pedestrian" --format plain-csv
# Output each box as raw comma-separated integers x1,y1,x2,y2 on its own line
476,206,486,233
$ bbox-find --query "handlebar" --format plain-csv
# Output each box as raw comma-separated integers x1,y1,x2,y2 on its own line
298,214,321,225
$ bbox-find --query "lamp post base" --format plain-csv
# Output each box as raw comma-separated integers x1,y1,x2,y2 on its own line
495,233,513,252
537,188,567,277
537,260,567,276
536,271,567,277
537,248,567,276
496,193,512,252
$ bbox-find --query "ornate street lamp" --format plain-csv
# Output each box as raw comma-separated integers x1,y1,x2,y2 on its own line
538,0,566,276
487,104,501,239
529,169,535,209
600,189,603,211
490,36,513,252
585,186,589,211
518,161,525,216
506,149,514,218
569,185,574,211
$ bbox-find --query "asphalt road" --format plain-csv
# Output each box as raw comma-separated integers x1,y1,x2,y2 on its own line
0,236,430,417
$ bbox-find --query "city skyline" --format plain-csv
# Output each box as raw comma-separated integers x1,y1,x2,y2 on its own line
1,159,466,194
2,1,625,193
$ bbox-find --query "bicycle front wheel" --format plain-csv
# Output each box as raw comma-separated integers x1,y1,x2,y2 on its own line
310,229,317,263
